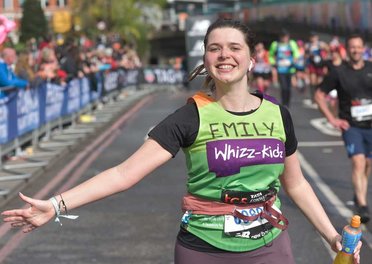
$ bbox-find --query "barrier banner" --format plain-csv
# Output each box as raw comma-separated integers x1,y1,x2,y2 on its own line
125,69,139,87
80,77,90,108
37,82,46,125
0,97,10,144
17,89,40,136
117,69,139,88
63,79,81,115
0,67,185,146
44,82,65,123
185,15,215,90
104,71,119,92
142,68,185,85
6,93,17,143
90,72,103,101
117,69,127,88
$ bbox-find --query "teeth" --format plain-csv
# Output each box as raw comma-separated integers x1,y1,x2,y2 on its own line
217,65,233,69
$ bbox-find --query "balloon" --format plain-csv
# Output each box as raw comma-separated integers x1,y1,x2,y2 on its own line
0,15,16,45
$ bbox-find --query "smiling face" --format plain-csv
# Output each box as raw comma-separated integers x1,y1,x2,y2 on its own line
346,37,365,64
203,27,251,86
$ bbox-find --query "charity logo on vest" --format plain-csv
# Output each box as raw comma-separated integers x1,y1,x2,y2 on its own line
221,189,276,204
206,138,285,177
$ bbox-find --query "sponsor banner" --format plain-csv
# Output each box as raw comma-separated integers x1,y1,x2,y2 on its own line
0,67,185,145
80,77,91,108
141,68,185,85
17,89,40,136
64,79,81,115
44,82,65,123
104,71,119,92
0,98,9,144
124,69,140,87
185,16,215,90
90,72,103,101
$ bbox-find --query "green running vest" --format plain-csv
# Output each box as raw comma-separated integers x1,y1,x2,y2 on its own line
182,91,287,252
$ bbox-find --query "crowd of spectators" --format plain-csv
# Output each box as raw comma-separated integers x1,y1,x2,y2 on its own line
0,34,142,97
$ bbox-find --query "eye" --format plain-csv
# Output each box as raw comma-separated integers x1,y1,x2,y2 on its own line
230,46,241,51
208,46,220,52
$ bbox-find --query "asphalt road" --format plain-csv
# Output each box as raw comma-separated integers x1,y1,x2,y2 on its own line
0,87,371,264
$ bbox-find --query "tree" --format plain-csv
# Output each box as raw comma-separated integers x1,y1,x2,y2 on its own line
73,0,166,57
19,0,48,43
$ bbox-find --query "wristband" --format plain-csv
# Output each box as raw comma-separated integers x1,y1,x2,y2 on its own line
50,196,79,226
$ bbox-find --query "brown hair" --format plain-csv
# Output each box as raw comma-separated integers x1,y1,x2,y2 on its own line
345,33,365,48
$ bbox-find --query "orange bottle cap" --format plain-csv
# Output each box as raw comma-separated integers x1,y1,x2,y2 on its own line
350,215,361,228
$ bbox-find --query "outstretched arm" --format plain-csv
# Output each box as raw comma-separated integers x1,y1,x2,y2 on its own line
2,138,172,232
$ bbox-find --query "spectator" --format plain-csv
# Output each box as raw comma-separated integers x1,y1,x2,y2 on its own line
120,44,141,69
111,41,123,62
0,48,29,98
14,52,38,87
35,47,68,86
14,52,35,82
59,40,81,81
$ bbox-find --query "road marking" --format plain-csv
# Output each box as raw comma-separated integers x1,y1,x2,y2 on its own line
297,151,372,253
0,95,154,262
310,117,341,137
298,141,344,147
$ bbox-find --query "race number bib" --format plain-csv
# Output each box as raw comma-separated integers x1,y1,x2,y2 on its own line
313,55,322,64
351,100,372,121
224,205,281,239
277,59,291,67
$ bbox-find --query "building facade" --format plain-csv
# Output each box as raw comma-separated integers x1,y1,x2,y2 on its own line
0,0,71,21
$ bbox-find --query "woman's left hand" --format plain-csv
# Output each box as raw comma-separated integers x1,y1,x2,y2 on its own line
331,234,362,264
353,241,362,264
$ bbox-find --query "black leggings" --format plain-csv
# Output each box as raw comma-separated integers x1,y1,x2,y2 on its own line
174,230,295,264
278,73,293,107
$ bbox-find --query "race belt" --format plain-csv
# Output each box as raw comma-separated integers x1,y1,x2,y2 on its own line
182,191,288,231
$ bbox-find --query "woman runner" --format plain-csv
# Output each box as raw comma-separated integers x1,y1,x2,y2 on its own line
2,19,361,264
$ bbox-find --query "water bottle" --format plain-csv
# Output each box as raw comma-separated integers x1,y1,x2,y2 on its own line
333,215,362,264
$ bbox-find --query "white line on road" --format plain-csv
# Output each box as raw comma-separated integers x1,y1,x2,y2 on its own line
297,151,372,254
298,141,344,147
310,118,341,137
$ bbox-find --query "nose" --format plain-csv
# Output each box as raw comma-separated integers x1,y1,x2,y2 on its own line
219,47,230,59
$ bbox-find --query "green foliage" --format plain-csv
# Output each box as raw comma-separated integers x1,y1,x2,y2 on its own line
73,0,166,57
13,42,27,53
19,0,48,43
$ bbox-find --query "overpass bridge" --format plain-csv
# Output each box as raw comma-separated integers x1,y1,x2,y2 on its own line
151,0,371,64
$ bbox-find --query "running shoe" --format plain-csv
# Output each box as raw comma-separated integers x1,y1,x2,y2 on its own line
358,206,370,223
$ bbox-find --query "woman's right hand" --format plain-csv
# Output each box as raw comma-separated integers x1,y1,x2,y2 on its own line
1,192,55,233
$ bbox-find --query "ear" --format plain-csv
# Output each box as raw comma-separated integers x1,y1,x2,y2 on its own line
248,58,255,72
